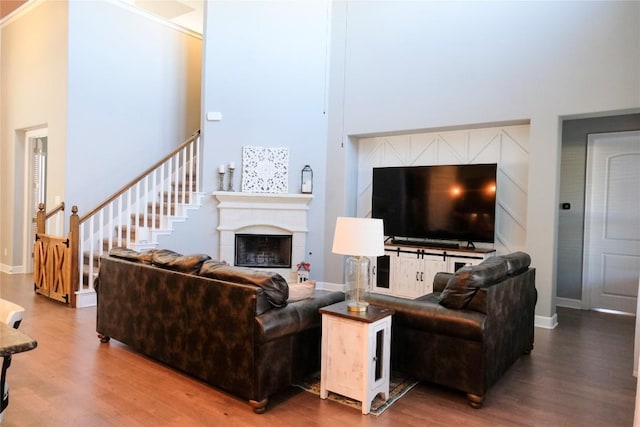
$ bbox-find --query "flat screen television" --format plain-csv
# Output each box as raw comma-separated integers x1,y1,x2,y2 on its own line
372,164,497,245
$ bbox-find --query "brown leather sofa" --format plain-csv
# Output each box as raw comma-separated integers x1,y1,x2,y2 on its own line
364,252,536,408
95,248,344,413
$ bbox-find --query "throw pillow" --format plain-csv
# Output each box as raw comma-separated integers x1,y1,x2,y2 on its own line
287,281,316,302
439,258,507,309
198,262,289,307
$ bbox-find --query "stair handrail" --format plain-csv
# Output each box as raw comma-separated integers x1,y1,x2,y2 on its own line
36,201,66,236
68,129,202,308
78,129,201,223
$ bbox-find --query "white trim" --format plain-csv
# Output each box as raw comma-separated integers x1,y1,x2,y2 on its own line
75,290,97,308
535,313,558,329
1,0,203,39
0,264,25,274
109,0,202,39
555,297,582,310
0,0,44,27
316,281,345,293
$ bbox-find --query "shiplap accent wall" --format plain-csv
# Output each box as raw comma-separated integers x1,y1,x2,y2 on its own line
356,124,530,255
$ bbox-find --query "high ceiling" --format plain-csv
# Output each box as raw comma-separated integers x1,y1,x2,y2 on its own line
0,0,204,34
128,0,203,33
0,0,27,19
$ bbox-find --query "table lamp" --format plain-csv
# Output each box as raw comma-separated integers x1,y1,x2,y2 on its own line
332,217,385,312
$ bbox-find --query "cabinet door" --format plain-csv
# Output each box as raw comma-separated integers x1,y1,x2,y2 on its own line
394,255,423,299
448,256,483,273
422,256,447,294
372,255,392,294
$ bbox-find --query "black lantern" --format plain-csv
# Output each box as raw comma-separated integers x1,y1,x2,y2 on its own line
301,165,313,194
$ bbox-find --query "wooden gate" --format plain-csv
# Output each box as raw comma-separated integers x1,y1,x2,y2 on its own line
33,234,71,304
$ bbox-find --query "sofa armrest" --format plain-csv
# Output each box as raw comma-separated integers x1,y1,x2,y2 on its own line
255,290,344,343
365,292,486,341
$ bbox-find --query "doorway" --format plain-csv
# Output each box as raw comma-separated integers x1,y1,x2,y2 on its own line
23,128,48,274
557,113,640,313
582,131,640,314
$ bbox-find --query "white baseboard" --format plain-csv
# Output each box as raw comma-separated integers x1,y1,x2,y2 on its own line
535,313,558,329
315,281,344,293
556,297,582,310
75,290,97,308
0,264,25,274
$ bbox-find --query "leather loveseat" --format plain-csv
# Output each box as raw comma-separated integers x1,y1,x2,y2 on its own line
364,252,536,408
95,248,344,413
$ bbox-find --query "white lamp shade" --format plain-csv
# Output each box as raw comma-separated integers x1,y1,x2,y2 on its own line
332,217,385,257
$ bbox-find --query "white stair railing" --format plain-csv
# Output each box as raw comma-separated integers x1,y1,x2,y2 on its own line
71,130,201,308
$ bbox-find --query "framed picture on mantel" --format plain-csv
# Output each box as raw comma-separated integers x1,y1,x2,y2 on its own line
241,146,289,193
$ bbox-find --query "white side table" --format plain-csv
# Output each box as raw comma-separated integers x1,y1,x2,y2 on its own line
320,301,394,414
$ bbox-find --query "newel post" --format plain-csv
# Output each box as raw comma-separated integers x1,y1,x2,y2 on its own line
36,203,46,235
69,205,80,308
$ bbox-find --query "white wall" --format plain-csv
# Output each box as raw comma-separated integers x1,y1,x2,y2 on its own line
0,0,202,272
200,1,331,273
324,0,640,322
66,0,202,212
0,0,68,271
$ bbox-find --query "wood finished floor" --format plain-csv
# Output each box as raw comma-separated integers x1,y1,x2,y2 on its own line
0,272,636,426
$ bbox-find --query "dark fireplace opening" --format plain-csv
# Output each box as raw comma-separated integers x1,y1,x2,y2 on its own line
235,234,292,268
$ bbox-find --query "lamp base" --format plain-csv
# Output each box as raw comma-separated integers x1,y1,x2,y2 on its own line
347,301,369,312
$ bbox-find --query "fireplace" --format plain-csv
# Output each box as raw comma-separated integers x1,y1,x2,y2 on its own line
214,192,313,279
235,234,292,268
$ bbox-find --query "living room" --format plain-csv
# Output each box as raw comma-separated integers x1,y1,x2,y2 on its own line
2,0,639,324
1,0,639,424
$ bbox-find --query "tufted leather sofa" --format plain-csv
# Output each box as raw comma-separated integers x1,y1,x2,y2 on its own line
364,252,536,408
95,248,344,413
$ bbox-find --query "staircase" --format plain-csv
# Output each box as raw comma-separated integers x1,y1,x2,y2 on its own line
75,131,202,308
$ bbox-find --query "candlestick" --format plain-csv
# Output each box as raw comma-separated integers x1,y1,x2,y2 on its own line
218,171,225,191
227,165,235,191
218,164,225,173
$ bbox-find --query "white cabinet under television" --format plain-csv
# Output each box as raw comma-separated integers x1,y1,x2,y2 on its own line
372,244,495,299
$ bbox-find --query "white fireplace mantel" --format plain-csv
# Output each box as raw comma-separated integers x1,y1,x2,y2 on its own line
214,192,313,216
213,192,314,279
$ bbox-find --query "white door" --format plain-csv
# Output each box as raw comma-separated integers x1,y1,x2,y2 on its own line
23,128,48,274
583,131,640,314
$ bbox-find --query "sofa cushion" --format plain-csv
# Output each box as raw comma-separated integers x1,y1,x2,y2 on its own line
198,259,229,274
108,247,147,263
108,247,158,265
198,262,289,308
439,257,508,309
151,249,211,275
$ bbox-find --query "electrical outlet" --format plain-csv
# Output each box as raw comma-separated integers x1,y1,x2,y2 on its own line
3,248,7,256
